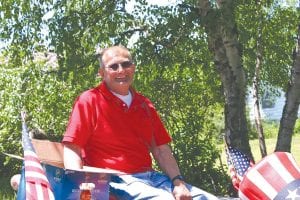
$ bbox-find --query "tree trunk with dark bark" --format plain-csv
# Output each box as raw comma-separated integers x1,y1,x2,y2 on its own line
198,0,253,159
275,23,300,152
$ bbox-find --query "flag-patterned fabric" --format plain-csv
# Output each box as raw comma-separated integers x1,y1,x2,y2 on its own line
239,151,300,200
225,145,254,190
17,113,55,200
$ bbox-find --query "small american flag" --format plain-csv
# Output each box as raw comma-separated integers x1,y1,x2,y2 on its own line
17,112,54,200
225,145,254,190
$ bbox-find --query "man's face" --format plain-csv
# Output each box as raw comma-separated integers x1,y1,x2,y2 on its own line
99,47,135,95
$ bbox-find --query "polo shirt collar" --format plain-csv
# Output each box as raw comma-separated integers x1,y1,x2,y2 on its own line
97,81,137,102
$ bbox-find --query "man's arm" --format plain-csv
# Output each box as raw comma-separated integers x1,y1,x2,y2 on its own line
151,144,192,199
63,143,83,169
151,144,181,180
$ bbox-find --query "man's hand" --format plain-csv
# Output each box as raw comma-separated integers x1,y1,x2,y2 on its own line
172,180,192,200
151,144,192,199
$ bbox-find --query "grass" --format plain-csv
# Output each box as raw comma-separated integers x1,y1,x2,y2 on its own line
0,178,16,200
249,134,300,164
219,134,300,167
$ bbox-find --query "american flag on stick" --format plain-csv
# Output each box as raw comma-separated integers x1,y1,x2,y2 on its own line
17,112,54,200
225,145,254,190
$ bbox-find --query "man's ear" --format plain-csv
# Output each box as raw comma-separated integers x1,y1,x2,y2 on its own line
98,68,104,77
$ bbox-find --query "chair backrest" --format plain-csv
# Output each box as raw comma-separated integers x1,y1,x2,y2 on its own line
31,139,64,168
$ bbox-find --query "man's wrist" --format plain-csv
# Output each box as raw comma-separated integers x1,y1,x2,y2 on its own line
171,175,184,185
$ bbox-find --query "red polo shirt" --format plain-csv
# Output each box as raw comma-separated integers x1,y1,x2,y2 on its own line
62,82,171,173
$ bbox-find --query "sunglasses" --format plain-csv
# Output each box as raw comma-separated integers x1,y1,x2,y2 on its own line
106,61,133,71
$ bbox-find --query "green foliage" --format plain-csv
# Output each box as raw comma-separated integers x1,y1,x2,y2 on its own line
237,1,298,89
0,192,15,200
248,120,280,139
0,156,19,199
246,119,300,141
0,54,101,179
294,119,300,134
133,34,226,193
130,4,228,192
263,120,281,138
0,0,299,197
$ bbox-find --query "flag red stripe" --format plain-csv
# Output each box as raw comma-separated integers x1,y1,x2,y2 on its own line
27,182,37,200
42,184,51,199
24,154,40,162
24,164,51,186
20,118,55,200
239,177,270,200
26,180,51,189
257,161,287,192
229,165,240,190
276,152,300,179
26,182,53,200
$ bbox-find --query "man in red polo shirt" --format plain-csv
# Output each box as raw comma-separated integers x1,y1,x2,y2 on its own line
62,45,218,200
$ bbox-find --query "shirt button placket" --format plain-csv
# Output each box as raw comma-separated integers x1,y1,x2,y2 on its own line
123,103,129,112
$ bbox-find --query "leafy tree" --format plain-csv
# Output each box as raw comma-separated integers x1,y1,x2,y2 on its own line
193,0,253,159
0,0,227,195
131,3,228,193
276,5,300,151
237,1,299,152
0,57,76,195
1,0,299,197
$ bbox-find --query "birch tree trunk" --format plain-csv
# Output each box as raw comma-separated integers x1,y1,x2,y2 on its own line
252,0,267,158
198,0,253,159
275,21,300,152
253,54,267,157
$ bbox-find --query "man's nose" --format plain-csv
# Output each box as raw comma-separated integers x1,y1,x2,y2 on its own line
116,64,125,72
